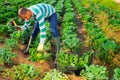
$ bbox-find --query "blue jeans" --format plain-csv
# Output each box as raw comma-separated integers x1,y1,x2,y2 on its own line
32,13,59,38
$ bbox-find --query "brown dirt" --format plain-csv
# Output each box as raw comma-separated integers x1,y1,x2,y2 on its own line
75,11,90,54
15,44,84,80
0,35,7,48
67,74,83,80
0,41,84,80
0,43,4,48
12,44,54,72
94,11,120,43
92,55,105,66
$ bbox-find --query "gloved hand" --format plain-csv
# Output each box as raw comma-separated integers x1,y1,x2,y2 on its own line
21,26,33,30
37,44,44,52
21,26,26,30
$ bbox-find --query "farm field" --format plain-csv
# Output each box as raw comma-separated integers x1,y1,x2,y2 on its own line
0,0,120,80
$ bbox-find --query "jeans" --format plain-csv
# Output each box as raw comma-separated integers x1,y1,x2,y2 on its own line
32,13,59,38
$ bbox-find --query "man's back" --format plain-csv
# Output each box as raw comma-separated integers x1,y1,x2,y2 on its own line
28,3,55,18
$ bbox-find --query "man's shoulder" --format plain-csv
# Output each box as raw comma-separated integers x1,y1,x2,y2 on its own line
31,3,48,6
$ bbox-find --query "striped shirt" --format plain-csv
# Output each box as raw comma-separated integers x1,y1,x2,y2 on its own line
22,3,56,44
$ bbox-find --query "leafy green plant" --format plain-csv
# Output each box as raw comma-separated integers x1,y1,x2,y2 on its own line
80,64,108,80
55,1,64,15
42,69,70,80
0,24,5,34
101,40,116,51
0,65,5,72
109,19,120,26
0,37,4,43
64,1,72,9
29,48,53,62
10,30,31,44
83,14,93,23
96,40,116,62
61,22,81,52
0,24,15,35
57,51,93,72
0,48,17,65
63,12,75,22
2,64,41,80
77,51,93,68
85,22,117,62
5,38,18,50
62,22,77,34
62,35,82,52
10,31,21,40
112,68,120,80
57,52,71,68
64,0,73,12
44,41,52,51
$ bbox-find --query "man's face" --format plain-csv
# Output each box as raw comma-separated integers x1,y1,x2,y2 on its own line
19,11,32,20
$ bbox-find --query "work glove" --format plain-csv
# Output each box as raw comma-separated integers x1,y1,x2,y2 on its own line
21,26,33,31
37,44,44,52
21,26,26,31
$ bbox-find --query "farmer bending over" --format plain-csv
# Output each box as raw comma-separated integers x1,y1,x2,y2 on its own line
18,3,60,54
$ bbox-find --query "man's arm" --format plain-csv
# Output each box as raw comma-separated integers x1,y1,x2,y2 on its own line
36,14,46,52
37,16,46,44
21,20,31,30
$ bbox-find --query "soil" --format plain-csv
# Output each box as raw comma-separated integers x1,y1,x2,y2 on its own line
1,1,119,80
1,0,120,79
0,6,86,80
0,43,4,48
74,8,90,55
12,44,54,72
0,12,84,80
0,39,84,80
67,74,83,80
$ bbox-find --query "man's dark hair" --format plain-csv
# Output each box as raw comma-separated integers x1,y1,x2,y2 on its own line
18,7,29,16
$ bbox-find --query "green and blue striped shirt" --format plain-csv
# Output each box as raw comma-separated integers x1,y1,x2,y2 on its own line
22,3,55,44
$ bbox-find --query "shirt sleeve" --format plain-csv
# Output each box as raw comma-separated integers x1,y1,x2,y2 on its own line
36,14,46,44
21,20,32,30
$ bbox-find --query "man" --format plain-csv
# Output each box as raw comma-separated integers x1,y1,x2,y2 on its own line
18,3,60,54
